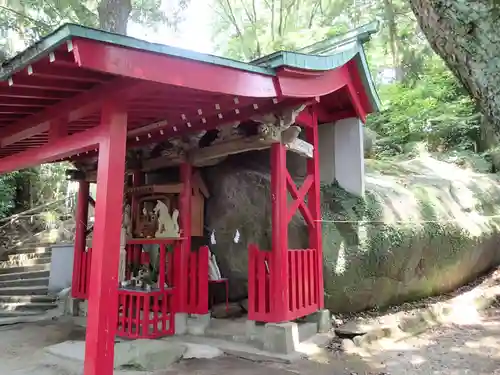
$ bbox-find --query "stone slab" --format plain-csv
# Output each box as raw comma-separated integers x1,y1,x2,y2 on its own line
168,332,332,363
183,343,223,359
45,339,186,371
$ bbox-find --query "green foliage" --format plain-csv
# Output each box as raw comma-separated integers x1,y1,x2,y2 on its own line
367,57,481,157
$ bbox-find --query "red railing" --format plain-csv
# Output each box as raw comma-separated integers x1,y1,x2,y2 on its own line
248,244,271,321
116,288,174,338
248,244,319,322
287,248,319,318
186,245,209,314
72,247,92,299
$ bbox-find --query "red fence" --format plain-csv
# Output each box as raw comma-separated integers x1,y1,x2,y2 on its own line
186,246,209,314
248,244,271,321
287,248,319,318
72,240,209,327
116,289,174,338
72,247,92,299
248,244,319,322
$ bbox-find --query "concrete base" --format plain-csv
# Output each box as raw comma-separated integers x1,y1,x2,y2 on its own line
306,309,331,333
187,313,211,335
45,339,187,371
175,313,188,335
263,322,300,354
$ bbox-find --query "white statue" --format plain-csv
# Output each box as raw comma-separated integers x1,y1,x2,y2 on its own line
153,200,180,238
208,251,222,281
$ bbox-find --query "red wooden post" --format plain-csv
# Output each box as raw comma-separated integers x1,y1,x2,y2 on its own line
177,162,192,312
72,179,89,296
306,107,324,308
270,142,289,321
84,100,127,375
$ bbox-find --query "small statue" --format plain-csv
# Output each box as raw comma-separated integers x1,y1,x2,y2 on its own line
123,204,132,238
118,227,127,282
153,200,180,238
208,251,222,281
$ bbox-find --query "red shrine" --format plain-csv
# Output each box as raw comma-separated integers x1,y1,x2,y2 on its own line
0,23,379,375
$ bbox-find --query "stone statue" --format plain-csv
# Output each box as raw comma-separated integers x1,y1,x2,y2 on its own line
154,200,180,238
118,227,127,283
122,203,132,238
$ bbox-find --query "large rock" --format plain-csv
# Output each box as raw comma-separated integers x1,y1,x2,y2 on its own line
203,151,308,299
204,151,500,313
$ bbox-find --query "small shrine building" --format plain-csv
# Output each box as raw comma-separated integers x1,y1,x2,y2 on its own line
0,22,379,375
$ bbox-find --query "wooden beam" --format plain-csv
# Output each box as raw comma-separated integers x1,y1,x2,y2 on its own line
0,78,148,147
189,135,274,166
73,38,277,97
285,138,313,158
141,154,186,172
0,126,102,174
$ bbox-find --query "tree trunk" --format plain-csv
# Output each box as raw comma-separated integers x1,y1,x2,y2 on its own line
98,0,132,34
383,0,403,81
408,0,500,131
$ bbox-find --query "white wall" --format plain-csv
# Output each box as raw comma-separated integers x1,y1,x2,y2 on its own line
317,117,365,196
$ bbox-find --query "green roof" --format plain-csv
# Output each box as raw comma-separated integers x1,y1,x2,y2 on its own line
0,23,380,111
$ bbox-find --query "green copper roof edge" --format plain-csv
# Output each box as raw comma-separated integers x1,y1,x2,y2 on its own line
0,24,73,80
355,46,381,112
64,24,275,76
298,21,379,55
252,45,380,113
1,23,275,81
253,48,358,70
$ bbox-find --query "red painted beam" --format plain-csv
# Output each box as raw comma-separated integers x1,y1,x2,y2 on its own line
0,126,102,174
0,78,149,147
0,87,69,100
26,62,111,83
276,65,349,98
0,97,57,107
270,142,289,321
4,75,95,92
346,60,372,121
127,98,307,148
72,38,277,97
84,100,127,375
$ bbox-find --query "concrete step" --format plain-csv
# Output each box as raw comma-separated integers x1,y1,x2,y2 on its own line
0,263,50,275
0,277,49,289
0,301,56,312
0,269,49,282
0,285,48,296
7,252,50,262
0,309,47,318
8,246,52,256
0,257,51,269
0,294,56,303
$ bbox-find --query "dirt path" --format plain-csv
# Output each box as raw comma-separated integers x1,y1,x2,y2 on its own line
1,309,500,375
343,307,500,375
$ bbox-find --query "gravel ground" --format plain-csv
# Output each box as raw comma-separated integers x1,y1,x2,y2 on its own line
347,306,500,375
1,307,500,375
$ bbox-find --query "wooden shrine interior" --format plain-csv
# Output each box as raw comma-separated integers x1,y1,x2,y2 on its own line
125,170,209,238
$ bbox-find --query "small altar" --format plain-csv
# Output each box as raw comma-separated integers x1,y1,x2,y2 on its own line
72,168,212,339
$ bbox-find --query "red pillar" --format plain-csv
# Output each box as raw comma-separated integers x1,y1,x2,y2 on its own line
177,162,192,312
306,107,324,308
72,179,89,292
270,143,289,321
84,100,127,375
